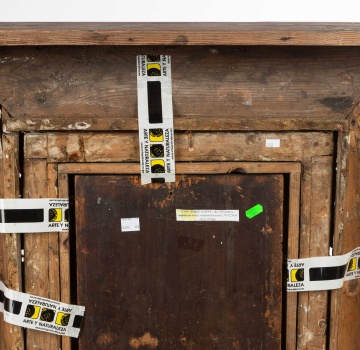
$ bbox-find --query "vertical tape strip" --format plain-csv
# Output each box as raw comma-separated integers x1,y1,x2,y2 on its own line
287,246,360,291
137,55,175,185
0,281,84,337
0,199,69,233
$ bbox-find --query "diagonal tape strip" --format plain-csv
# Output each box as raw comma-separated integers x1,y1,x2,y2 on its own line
287,246,360,292
137,54,175,185
0,281,84,337
0,199,69,233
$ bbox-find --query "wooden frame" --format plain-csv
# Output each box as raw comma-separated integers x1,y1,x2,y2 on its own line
2,23,360,350
57,161,301,350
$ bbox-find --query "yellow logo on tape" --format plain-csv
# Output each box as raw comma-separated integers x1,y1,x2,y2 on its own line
49,208,62,222
25,304,41,319
55,312,70,326
147,63,161,76
151,159,165,173
149,128,164,142
348,258,357,271
291,268,304,282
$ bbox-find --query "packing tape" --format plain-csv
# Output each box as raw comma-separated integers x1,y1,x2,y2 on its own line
0,199,69,233
137,55,176,185
0,281,84,337
287,246,360,292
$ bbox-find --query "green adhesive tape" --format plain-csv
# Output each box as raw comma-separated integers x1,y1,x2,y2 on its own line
245,204,263,219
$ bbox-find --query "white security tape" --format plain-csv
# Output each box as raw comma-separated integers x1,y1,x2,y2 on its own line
287,247,360,292
0,199,69,233
137,55,176,185
0,281,84,337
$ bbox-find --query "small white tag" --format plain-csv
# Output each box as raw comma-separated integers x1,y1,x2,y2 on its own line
121,218,140,232
266,139,280,148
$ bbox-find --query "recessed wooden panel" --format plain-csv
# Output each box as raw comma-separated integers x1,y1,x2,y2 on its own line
75,174,284,349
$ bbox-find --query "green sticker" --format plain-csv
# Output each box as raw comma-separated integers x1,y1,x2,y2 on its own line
245,204,263,219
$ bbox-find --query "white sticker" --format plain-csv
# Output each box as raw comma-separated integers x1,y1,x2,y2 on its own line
287,246,360,292
176,209,239,222
0,199,69,233
137,55,176,185
121,217,140,232
266,139,280,148
0,281,84,338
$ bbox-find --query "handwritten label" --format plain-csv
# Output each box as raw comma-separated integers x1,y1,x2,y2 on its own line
121,217,140,232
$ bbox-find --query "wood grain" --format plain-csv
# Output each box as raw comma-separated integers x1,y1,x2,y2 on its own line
1,23,360,46
25,132,334,163
0,131,25,350
297,157,333,350
0,46,358,122
23,159,61,349
330,105,360,350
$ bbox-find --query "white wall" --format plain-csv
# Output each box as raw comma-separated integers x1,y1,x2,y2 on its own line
1,0,360,22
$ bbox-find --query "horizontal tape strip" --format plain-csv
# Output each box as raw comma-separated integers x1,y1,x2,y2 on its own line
137,55,175,185
0,281,84,338
287,246,360,292
0,199,69,233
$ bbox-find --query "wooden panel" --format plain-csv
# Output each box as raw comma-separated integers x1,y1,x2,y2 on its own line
0,46,359,123
0,131,25,350
23,159,61,349
330,105,360,350
297,157,333,349
1,23,360,46
25,132,334,162
75,174,284,349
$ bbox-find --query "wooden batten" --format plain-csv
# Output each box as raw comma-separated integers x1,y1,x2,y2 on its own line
330,105,360,350
0,124,25,350
0,45,358,127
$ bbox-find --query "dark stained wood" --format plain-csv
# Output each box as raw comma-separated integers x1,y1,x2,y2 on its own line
75,174,284,349
1,23,360,46
0,46,358,122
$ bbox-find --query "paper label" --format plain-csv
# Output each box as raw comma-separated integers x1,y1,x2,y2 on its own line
266,139,280,148
137,55,175,185
0,199,69,233
287,247,360,292
176,209,239,222
0,281,84,337
121,218,140,232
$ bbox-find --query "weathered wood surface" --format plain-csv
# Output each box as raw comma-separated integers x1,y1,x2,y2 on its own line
25,132,334,162
330,105,360,350
297,157,333,349
23,159,61,349
0,131,25,350
1,23,360,46
5,117,348,133
57,172,71,350
0,46,358,125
